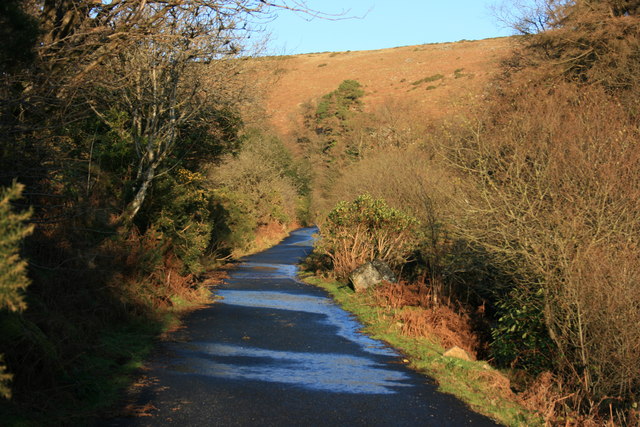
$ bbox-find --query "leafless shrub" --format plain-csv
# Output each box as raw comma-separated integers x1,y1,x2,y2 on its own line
447,80,640,418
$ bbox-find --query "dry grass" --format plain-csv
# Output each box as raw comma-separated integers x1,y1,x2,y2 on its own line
252,221,301,253
373,281,481,358
102,227,209,316
246,37,511,137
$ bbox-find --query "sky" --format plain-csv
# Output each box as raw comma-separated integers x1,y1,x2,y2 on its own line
261,0,514,55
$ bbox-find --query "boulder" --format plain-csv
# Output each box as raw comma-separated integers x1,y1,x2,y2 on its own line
443,346,474,362
371,259,396,282
349,259,396,292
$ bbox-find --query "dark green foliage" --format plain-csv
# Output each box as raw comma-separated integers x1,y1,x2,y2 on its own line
299,80,372,171
491,286,554,374
315,79,365,122
176,106,243,170
143,169,215,275
317,194,420,278
0,0,38,72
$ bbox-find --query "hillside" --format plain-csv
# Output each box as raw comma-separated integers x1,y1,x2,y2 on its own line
247,37,513,136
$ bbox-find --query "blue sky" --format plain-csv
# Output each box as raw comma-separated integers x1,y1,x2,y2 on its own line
261,1,513,55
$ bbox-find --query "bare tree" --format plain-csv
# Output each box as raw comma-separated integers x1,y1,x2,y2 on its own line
492,0,570,35
21,0,328,225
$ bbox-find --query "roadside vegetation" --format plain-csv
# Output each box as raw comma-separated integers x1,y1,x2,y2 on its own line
0,0,312,424
299,1,640,425
2,0,639,425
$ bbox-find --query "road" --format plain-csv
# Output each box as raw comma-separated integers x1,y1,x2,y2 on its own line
103,227,499,426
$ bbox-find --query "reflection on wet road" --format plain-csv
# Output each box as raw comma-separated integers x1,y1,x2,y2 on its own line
166,227,404,394
168,343,411,394
103,227,498,426
215,290,396,357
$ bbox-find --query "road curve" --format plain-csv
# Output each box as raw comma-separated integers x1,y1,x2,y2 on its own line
102,227,499,426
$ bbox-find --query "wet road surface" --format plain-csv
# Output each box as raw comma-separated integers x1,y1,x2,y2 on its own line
103,228,499,426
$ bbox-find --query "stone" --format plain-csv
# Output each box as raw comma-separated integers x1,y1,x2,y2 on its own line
443,346,474,362
348,259,396,292
371,259,396,282
349,262,381,292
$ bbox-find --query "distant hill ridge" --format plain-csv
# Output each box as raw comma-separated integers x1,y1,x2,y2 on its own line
248,37,513,136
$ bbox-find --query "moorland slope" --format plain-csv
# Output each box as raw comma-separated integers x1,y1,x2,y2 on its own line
248,37,512,135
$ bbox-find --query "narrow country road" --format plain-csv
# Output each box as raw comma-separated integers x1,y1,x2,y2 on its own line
103,228,499,426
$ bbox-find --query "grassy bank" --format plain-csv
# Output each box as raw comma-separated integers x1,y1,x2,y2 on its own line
0,284,213,426
300,273,542,426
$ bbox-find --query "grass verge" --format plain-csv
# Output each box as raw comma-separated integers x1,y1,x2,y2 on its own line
0,287,212,426
300,273,543,427
0,320,161,426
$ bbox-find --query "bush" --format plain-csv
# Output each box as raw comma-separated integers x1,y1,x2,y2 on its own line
490,285,553,374
316,194,420,279
208,130,309,253
144,169,215,275
326,147,461,285
0,182,33,399
315,79,365,122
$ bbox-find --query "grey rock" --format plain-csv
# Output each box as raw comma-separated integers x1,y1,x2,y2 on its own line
371,259,396,282
349,259,396,292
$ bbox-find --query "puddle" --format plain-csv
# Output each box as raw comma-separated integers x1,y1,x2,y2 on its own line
170,226,411,395
281,227,317,247
170,343,412,395
229,262,299,280
246,266,278,272
217,290,396,357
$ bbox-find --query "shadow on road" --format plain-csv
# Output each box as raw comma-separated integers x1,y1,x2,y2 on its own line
101,227,498,426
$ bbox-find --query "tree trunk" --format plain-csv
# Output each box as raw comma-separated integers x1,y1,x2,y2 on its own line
119,161,156,226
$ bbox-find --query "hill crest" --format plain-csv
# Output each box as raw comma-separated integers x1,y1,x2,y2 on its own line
247,37,513,136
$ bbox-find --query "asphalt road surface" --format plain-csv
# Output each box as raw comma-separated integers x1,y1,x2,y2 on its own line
102,227,499,426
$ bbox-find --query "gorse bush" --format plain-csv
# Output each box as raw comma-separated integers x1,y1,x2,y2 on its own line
315,79,365,122
0,183,33,314
143,168,215,275
317,194,420,279
0,182,33,399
